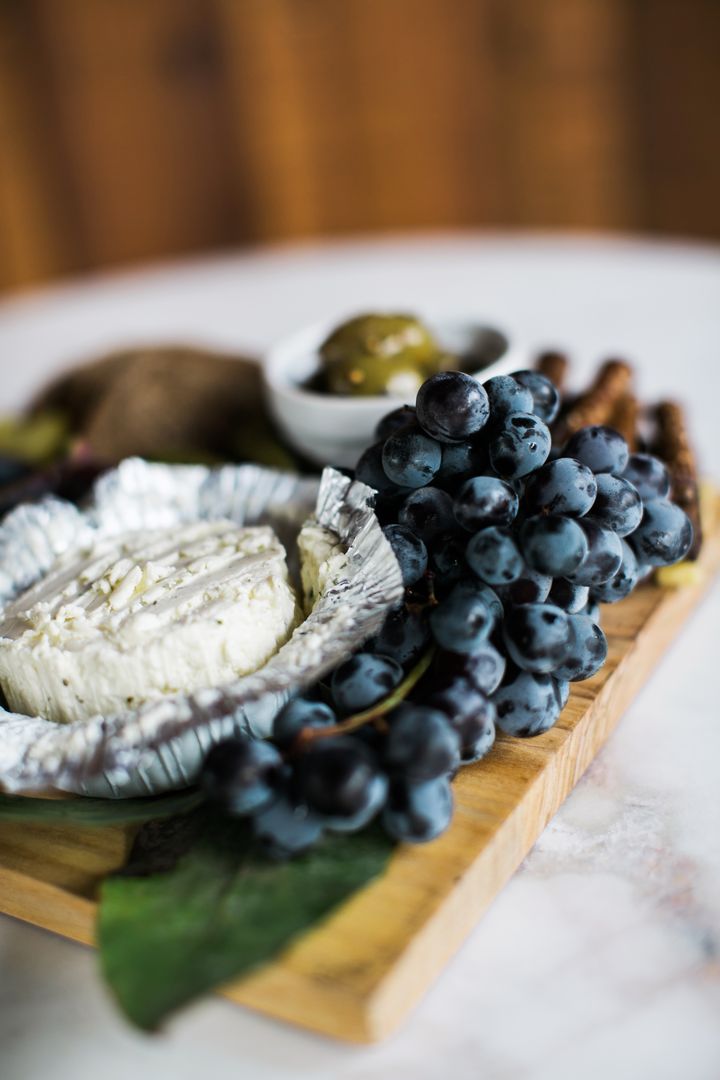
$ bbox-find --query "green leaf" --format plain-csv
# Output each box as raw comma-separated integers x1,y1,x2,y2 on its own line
98,808,393,1030
0,788,203,826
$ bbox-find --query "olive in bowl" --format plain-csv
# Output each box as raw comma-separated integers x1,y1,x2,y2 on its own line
263,313,523,468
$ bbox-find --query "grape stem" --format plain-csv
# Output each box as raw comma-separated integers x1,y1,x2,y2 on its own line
294,646,436,748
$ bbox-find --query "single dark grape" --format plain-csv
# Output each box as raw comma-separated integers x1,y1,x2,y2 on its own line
467,642,507,694
520,514,589,577
548,577,590,614
324,773,389,833
553,614,607,681
433,643,507,695
416,371,490,443
382,775,453,843
201,736,283,815
484,374,534,418
331,653,403,714
375,404,417,441
427,680,496,763
622,453,671,500
355,442,407,495
429,584,493,654
565,518,624,586
494,568,553,607
436,440,489,489
369,604,431,667
458,715,496,762
453,475,519,532
564,425,629,475
383,523,428,586
512,370,561,424
385,704,461,781
523,457,597,517
494,669,566,737
252,789,324,858
430,530,468,586
592,539,642,602
503,603,571,674
591,474,643,536
489,412,551,479
630,499,694,566
466,526,524,585
449,577,504,627
273,697,336,747
295,736,386,819
398,486,456,543
382,429,442,488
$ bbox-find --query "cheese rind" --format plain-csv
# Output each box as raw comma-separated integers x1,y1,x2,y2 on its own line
0,520,300,724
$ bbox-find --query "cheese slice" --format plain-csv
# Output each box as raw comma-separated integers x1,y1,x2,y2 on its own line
0,520,301,724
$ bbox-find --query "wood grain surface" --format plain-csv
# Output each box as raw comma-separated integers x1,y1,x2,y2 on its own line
1,0,719,291
0,503,718,1042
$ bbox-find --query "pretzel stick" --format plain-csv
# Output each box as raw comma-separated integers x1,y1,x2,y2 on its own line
535,351,569,394
554,359,633,443
654,401,703,559
609,393,639,451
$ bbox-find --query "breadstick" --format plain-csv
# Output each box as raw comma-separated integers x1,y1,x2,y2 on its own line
535,351,569,394
609,393,639,450
654,401,703,559
555,359,633,442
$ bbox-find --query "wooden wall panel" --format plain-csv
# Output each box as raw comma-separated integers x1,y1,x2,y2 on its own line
629,0,720,238
216,0,502,238
490,0,638,228
0,0,718,292
27,0,237,267
0,3,75,288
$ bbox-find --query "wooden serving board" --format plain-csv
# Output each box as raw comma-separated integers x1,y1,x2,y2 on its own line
1,504,718,1043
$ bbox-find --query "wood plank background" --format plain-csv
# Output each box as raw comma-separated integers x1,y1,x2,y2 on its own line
1,0,719,292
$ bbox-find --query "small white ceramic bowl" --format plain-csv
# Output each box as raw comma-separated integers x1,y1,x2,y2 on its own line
264,316,525,468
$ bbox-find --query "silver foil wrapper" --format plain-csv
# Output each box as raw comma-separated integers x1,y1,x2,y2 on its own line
0,459,403,797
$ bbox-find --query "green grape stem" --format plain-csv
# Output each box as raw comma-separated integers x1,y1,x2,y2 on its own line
294,646,436,749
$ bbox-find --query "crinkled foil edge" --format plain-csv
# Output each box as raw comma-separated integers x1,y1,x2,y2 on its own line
0,460,403,796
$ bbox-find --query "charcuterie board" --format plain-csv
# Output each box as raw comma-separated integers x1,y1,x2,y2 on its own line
0,496,718,1043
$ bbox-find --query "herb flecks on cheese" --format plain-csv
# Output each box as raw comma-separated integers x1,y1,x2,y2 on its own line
0,520,301,724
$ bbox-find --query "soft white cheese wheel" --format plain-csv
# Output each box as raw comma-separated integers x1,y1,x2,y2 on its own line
0,520,301,724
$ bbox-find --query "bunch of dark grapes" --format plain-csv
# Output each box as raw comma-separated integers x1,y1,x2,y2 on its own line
201,370,693,857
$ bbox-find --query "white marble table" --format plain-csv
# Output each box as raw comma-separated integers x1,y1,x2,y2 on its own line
0,234,719,1080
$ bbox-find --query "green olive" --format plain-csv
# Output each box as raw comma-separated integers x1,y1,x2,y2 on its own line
319,313,446,396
